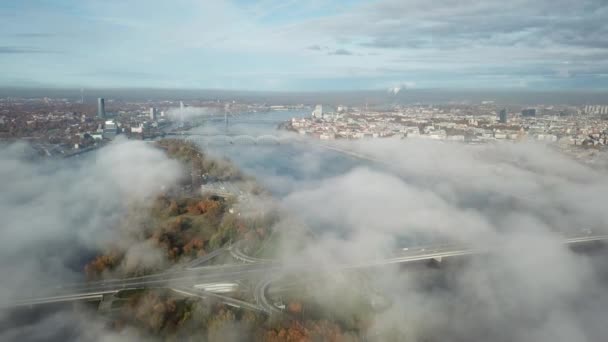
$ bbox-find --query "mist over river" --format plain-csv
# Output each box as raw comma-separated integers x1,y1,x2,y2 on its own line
190,110,369,197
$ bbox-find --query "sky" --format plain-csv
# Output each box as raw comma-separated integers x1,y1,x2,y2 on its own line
1,0,608,91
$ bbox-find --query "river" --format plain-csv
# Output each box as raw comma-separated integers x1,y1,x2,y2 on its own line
189,110,369,198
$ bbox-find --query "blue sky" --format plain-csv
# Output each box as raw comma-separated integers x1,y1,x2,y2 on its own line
1,0,608,91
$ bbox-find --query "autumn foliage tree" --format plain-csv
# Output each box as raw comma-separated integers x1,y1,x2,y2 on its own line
84,251,122,280
117,291,193,337
263,320,358,342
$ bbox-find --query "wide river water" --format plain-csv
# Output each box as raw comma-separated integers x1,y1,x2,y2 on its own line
188,110,370,198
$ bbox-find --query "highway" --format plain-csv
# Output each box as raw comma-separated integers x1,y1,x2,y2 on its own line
254,276,283,315
6,234,607,314
229,242,273,264
350,235,608,269
8,263,281,307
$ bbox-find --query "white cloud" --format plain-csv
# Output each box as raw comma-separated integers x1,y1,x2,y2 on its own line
0,139,182,304
262,138,608,340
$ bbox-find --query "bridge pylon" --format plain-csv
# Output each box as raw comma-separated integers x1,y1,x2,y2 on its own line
97,293,117,313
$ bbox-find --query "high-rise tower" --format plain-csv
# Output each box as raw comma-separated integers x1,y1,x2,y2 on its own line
499,109,507,123
149,107,157,120
97,98,106,119
179,101,185,122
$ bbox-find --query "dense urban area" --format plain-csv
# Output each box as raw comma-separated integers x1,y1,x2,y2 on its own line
2,95,608,164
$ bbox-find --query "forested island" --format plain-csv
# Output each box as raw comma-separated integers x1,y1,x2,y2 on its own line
81,139,368,341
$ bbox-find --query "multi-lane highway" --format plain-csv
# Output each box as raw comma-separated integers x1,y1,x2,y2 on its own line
7,234,608,314
254,276,283,314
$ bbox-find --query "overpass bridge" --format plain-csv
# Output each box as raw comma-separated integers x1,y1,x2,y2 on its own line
5,234,607,315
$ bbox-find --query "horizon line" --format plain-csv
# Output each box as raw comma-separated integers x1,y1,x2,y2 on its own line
2,86,608,94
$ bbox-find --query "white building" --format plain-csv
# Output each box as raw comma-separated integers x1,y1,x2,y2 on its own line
312,104,323,119
131,125,144,134
103,120,118,139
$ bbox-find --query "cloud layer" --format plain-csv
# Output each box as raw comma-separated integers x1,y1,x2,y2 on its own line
2,131,608,340
0,139,182,303
2,0,607,89
243,138,608,340
275,139,608,261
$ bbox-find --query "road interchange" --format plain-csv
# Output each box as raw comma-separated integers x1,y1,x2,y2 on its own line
6,234,608,314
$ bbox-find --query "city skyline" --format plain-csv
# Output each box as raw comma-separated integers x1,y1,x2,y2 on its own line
1,0,608,91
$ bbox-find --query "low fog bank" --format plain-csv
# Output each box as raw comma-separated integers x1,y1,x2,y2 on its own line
0,306,144,342
2,134,608,341
268,138,608,340
165,106,221,121
0,139,182,304
202,143,362,197
278,139,608,262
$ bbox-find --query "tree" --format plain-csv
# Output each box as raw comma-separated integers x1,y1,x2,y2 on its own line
167,200,180,216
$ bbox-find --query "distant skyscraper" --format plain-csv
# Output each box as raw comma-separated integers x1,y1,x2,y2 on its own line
97,98,106,119
179,101,185,122
499,109,507,123
149,107,157,120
